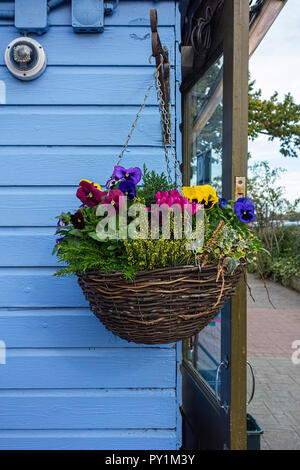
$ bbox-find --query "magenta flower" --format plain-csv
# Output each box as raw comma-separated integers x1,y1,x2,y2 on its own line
155,190,199,214
102,189,126,214
76,180,107,208
113,166,142,185
155,191,169,205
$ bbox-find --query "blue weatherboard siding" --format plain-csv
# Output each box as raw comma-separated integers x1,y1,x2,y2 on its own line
0,1,182,450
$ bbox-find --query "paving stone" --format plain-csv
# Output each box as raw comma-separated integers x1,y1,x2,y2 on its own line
260,436,271,450
247,274,300,310
247,275,300,450
261,430,300,450
249,413,278,427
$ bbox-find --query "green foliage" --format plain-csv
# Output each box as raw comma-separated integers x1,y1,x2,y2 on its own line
269,256,300,286
247,160,300,286
201,209,263,273
248,161,299,257
137,164,176,207
53,168,264,279
248,222,300,285
124,238,194,271
248,79,300,158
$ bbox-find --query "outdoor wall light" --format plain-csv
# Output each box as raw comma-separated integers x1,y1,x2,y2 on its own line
4,37,47,81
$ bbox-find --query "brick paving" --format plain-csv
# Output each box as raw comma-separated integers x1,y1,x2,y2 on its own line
247,274,300,450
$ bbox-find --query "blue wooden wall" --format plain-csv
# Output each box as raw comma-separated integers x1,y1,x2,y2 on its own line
0,1,182,450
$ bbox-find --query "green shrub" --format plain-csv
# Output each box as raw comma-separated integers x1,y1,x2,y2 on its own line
249,225,300,285
270,256,300,286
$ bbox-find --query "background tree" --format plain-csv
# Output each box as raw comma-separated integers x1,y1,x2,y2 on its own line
247,161,300,285
248,79,300,158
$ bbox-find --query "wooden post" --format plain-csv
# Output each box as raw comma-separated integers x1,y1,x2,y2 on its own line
223,0,249,450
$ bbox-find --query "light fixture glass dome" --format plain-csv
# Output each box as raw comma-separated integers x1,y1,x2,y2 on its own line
5,37,47,81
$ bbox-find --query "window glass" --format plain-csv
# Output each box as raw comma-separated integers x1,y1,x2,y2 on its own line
186,57,223,392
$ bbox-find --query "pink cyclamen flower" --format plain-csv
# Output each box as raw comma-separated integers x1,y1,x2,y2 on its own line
155,190,200,214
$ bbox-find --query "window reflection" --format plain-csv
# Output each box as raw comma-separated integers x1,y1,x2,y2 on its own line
189,57,223,195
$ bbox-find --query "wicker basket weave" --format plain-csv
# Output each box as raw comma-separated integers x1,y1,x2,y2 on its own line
77,263,243,344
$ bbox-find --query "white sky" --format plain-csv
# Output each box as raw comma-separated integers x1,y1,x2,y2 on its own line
249,0,300,202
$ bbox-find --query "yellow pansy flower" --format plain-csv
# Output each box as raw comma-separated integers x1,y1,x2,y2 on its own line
80,179,101,191
182,185,219,210
181,186,198,201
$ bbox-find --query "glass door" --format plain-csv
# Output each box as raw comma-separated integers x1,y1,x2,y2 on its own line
181,59,232,450
186,55,224,394
181,0,249,450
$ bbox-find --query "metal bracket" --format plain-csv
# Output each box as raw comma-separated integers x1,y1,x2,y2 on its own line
15,0,49,35
104,1,119,15
150,9,171,140
72,0,118,33
235,176,246,200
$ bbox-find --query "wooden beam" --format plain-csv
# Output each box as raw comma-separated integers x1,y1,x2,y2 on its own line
222,0,249,450
190,78,222,145
249,0,288,57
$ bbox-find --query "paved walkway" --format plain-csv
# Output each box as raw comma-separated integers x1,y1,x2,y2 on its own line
247,273,300,450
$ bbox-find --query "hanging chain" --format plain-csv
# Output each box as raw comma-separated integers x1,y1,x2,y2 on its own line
154,63,182,187
113,57,183,188
114,61,163,169
154,68,172,184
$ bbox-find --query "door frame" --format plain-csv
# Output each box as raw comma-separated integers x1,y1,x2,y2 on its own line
180,0,249,450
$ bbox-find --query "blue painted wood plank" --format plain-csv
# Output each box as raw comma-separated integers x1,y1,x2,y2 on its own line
0,390,176,429
1,348,176,388
103,0,176,27
0,228,57,266
174,0,183,449
0,0,180,449
0,26,174,66
0,1,176,27
0,268,88,307
0,188,78,226
0,66,175,105
0,308,175,348
0,147,170,186
0,429,178,450
0,106,174,146
0,180,175,226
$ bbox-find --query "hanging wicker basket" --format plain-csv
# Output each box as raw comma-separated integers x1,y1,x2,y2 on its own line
77,263,244,344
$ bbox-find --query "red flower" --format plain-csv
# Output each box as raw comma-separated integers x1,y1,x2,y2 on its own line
76,180,106,207
102,190,126,214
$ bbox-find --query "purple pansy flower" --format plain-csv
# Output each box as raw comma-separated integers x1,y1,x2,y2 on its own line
218,198,228,210
113,166,142,185
105,177,118,190
119,181,136,201
234,197,256,223
56,238,63,244
56,212,67,233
